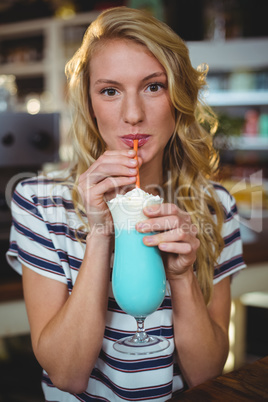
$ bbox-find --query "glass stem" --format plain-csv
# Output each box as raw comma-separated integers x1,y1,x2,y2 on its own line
134,318,150,343
136,318,145,333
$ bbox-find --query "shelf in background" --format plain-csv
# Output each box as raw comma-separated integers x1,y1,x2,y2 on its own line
205,90,268,107
215,136,268,151
0,11,100,35
188,38,268,71
232,136,268,150
0,61,46,77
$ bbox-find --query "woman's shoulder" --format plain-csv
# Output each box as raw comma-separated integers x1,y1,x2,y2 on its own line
210,181,238,217
210,181,233,199
12,168,75,217
15,168,73,198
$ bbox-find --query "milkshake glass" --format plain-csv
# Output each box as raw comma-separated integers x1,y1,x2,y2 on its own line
107,188,170,354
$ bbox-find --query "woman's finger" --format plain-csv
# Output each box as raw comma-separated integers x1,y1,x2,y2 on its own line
158,241,197,255
80,165,138,187
142,227,194,246
85,175,137,199
136,215,195,234
143,202,181,217
79,152,142,187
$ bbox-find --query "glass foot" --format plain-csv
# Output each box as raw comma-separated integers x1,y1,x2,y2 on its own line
113,334,170,355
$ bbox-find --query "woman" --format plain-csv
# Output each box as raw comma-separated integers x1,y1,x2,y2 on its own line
7,7,246,401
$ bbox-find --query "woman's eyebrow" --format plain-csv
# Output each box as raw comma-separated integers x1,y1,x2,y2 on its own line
93,72,166,87
141,72,167,82
93,79,120,86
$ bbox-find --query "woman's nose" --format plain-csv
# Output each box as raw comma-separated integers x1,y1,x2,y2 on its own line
122,93,144,125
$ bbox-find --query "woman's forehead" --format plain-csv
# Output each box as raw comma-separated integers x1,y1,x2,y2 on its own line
89,38,164,75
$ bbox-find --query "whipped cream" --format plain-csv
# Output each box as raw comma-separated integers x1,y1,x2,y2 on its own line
108,188,161,205
107,188,163,229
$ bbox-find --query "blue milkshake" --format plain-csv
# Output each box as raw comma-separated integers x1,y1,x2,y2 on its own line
112,227,166,318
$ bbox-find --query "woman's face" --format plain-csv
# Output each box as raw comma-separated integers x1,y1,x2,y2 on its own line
89,39,175,165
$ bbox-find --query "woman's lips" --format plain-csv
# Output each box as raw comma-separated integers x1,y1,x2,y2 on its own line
121,134,151,148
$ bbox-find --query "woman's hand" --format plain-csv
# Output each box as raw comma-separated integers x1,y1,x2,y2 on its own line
136,203,200,279
78,150,141,234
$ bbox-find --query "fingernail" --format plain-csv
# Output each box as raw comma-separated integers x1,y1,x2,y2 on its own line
137,222,150,232
145,236,153,244
144,205,158,213
128,150,136,155
159,243,167,250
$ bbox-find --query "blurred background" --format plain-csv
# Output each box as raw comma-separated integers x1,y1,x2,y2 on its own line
0,1,268,401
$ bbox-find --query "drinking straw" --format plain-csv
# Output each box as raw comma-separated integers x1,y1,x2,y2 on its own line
133,139,140,188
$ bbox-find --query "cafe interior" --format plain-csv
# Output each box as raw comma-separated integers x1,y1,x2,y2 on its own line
0,0,268,400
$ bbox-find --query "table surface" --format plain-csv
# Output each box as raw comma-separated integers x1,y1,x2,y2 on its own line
168,355,268,401
242,217,268,265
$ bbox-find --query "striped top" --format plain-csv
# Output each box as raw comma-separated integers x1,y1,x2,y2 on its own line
7,172,246,401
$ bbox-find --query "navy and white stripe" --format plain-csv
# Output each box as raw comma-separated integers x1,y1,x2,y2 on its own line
6,173,246,401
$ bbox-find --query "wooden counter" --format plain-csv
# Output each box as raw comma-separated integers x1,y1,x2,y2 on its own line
242,217,268,265
168,355,268,401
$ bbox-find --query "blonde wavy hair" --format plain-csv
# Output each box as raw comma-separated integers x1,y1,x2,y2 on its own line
65,6,224,304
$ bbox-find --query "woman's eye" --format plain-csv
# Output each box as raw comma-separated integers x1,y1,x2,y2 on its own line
101,88,118,96
146,83,164,93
